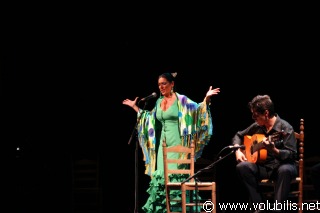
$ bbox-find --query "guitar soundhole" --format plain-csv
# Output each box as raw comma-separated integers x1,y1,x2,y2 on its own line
250,140,257,155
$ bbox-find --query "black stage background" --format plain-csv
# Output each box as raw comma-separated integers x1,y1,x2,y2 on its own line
2,9,318,213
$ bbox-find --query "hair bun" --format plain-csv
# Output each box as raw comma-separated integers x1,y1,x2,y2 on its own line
171,72,177,78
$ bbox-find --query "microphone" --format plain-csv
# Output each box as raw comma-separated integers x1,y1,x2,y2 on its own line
227,145,246,150
141,92,157,101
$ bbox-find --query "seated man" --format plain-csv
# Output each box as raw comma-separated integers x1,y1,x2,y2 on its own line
232,95,297,213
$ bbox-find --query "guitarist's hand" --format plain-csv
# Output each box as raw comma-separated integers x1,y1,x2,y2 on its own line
235,149,247,162
262,137,279,155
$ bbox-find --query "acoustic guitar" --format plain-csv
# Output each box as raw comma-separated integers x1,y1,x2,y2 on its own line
242,132,283,163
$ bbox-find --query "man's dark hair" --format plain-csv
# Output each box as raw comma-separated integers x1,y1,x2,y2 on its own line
248,95,275,117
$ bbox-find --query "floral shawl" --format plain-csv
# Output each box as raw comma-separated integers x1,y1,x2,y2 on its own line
136,92,213,177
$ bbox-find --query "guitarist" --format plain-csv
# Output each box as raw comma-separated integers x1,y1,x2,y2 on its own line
232,95,297,213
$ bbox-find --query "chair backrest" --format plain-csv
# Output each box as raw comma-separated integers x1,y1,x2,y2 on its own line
295,118,304,176
295,118,305,209
163,140,195,183
71,153,103,213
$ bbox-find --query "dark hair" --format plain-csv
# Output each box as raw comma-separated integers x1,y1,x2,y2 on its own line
158,72,177,83
248,95,275,117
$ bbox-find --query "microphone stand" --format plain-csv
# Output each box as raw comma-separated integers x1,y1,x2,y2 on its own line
181,147,235,213
128,100,148,213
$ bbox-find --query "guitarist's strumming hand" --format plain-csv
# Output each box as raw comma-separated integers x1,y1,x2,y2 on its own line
262,137,280,156
235,146,248,162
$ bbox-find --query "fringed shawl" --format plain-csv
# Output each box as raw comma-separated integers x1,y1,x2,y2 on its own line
137,92,213,177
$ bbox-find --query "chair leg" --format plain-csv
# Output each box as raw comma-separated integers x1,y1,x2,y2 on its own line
181,184,186,213
165,187,171,213
212,187,216,213
298,195,302,213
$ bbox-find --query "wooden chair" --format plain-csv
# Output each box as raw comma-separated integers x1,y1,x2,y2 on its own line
260,118,304,213
71,152,103,213
163,140,216,213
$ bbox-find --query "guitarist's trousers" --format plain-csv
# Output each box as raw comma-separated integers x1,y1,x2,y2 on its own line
236,161,297,209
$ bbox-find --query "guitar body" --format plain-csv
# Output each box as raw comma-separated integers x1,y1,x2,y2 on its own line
243,134,267,163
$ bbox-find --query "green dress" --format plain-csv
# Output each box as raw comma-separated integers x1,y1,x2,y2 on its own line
142,99,183,212
156,99,181,171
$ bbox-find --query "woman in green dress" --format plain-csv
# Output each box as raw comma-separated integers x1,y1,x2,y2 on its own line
122,72,220,213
